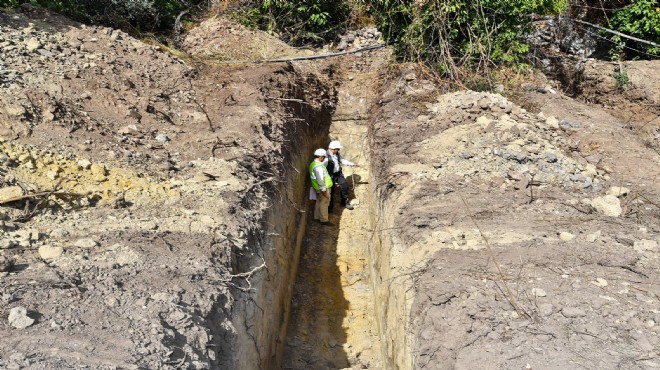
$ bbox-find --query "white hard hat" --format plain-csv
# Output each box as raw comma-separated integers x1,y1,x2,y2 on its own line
314,148,327,157
328,140,342,149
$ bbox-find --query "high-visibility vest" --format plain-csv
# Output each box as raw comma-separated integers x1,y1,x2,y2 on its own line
309,161,333,191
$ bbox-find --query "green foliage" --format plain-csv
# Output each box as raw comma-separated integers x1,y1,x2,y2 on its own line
614,68,631,88
610,0,660,58
234,0,351,46
362,0,568,78
0,0,19,7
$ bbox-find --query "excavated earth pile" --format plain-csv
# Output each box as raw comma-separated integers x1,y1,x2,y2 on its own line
369,66,660,369
0,6,338,369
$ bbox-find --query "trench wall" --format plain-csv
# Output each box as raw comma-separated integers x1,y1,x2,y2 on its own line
368,184,414,369
224,66,336,369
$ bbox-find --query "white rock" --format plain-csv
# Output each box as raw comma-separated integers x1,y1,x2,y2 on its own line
8,306,34,329
586,230,602,243
546,116,559,129
46,171,58,180
591,195,622,217
593,278,608,287
77,159,92,170
38,245,63,260
559,232,575,241
531,288,547,297
606,186,630,197
0,186,23,203
583,163,598,178
634,239,658,253
73,238,99,248
561,306,586,318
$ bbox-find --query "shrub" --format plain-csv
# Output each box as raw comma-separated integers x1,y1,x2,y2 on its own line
233,0,351,46
362,0,568,79
610,0,660,58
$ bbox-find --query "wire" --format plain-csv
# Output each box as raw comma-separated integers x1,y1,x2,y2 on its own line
576,24,660,59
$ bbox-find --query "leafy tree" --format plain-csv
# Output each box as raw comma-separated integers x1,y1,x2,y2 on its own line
610,0,660,58
362,0,568,78
234,0,351,46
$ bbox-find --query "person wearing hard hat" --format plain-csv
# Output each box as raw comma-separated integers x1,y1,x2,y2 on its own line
324,140,358,211
310,148,334,225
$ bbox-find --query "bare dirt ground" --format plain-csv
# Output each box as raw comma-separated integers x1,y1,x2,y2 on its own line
370,65,660,369
1,3,659,370
0,5,335,369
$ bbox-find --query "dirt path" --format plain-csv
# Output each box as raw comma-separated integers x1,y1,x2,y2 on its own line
283,52,386,369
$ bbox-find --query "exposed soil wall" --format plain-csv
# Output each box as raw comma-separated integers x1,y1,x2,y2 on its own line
369,64,660,369
0,7,339,369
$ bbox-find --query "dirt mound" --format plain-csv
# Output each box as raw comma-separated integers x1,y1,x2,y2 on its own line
370,67,660,369
182,16,306,61
578,59,660,150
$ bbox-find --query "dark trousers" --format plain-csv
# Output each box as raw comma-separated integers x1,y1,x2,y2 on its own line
329,172,349,210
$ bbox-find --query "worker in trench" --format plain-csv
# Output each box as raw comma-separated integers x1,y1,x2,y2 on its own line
324,140,358,212
309,148,334,226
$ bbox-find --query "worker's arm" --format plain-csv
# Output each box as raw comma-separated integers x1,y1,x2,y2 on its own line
340,157,357,167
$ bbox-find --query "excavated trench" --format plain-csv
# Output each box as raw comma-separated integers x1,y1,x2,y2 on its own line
220,54,414,370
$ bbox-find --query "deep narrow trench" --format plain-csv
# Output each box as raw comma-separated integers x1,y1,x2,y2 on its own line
282,55,384,369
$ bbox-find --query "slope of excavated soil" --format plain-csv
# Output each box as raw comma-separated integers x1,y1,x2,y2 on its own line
0,6,337,369
370,66,660,369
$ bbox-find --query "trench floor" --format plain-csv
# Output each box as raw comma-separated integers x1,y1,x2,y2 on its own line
283,122,381,369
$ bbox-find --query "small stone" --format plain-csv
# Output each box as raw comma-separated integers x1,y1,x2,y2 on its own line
49,228,69,238
24,38,41,52
0,186,23,203
531,288,547,297
0,254,15,272
539,303,554,316
586,230,601,243
73,238,99,248
561,307,586,318
606,186,630,197
560,120,581,129
77,159,92,170
591,195,622,217
633,239,658,253
8,306,35,329
46,171,59,180
38,245,63,260
105,296,119,307
545,117,559,129
90,163,106,175
155,134,170,142
50,320,63,330
593,278,608,287
559,232,575,241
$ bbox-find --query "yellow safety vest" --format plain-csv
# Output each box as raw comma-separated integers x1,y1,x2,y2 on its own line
309,161,333,191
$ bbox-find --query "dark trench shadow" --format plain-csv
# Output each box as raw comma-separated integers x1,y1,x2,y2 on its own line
283,194,350,369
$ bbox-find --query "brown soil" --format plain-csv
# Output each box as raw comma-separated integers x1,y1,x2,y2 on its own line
1,4,659,370
369,65,660,369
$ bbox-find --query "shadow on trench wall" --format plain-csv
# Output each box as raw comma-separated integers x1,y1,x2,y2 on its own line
283,195,351,369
